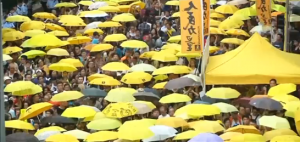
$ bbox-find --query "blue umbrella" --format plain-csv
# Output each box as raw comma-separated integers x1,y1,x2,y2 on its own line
193,100,210,104
82,88,107,97
188,133,223,142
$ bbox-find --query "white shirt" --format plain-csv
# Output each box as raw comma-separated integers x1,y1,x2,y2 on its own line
158,114,170,119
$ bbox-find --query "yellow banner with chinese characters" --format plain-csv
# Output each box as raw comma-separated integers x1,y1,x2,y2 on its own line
256,0,271,26
203,0,210,36
180,0,203,53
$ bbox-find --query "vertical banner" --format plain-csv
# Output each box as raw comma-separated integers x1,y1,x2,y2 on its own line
203,0,210,41
180,0,203,53
256,0,271,26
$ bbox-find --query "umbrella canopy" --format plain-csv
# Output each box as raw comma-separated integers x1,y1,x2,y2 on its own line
188,133,223,142
82,88,107,97
143,125,177,142
259,115,290,129
133,92,160,100
164,78,198,90
41,116,76,125
6,132,39,142
249,98,283,110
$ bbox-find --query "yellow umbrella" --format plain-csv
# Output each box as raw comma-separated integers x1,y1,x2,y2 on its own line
19,102,53,120
98,21,122,28
168,35,181,43
90,44,113,52
112,13,136,22
174,104,221,117
159,93,191,103
160,48,178,55
226,125,260,134
225,29,250,37
206,87,241,99
87,73,113,82
140,51,158,59
105,89,136,102
3,31,25,41
271,135,300,142
210,46,220,53
152,52,178,62
284,101,300,118
272,95,299,104
90,77,121,86
104,34,127,42
165,0,179,5
24,34,64,47
49,63,77,72
220,132,242,141
221,38,245,45
87,118,122,130
153,82,167,89
12,85,42,96
215,4,239,14
21,50,46,59
20,20,45,32
46,23,66,31
46,134,79,142
232,14,251,20
161,43,181,51
86,131,118,142
59,58,83,67
3,46,22,54
171,12,180,18
210,27,226,35
116,5,130,13
102,62,130,71
121,40,148,48
35,126,66,136
78,0,93,6
3,54,12,61
4,81,35,94
24,30,46,37
210,19,222,27
67,36,92,44
219,18,244,30
264,129,297,141
48,30,69,36
98,6,120,12
234,7,257,17
63,130,90,140
62,106,97,118
103,102,138,118
5,120,35,130
83,112,106,122
33,12,57,19
210,13,225,19
51,91,84,102
134,101,156,109
156,117,188,128
189,120,224,133
118,120,154,140
55,2,77,7
6,15,31,22
47,48,70,56
121,71,152,84
290,14,300,22
173,130,201,140
212,102,238,113
268,83,296,97
230,134,265,142
62,20,86,27
59,15,83,22
84,29,104,36
2,28,16,35
152,65,192,75
259,115,290,129
273,4,286,13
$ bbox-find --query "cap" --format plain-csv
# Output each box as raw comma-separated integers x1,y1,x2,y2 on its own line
4,76,11,81
36,69,42,73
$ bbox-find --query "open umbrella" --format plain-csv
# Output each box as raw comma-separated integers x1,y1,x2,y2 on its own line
82,88,107,97
6,132,39,142
259,115,290,129
165,78,198,90
133,92,160,100
188,133,223,142
249,98,283,110
41,116,76,125
143,125,177,142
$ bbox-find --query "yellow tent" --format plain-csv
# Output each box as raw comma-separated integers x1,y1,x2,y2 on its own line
206,33,300,84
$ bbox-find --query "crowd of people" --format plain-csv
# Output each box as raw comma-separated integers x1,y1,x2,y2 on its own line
2,0,300,141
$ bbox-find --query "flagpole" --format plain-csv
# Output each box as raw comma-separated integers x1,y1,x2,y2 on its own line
0,1,6,142
284,0,290,52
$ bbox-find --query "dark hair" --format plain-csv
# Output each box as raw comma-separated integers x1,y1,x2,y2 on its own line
57,81,63,85
270,79,277,84
242,115,250,119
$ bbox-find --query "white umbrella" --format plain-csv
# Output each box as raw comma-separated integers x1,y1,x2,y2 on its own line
35,131,61,140
89,2,108,10
217,1,227,5
82,105,101,112
63,129,90,140
259,115,290,129
84,12,108,18
84,22,102,31
129,63,157,72
212,102,238,113
250,25,271,34
143,125,177,142
227,0,248,5
131,102,153,114
181,74,201,83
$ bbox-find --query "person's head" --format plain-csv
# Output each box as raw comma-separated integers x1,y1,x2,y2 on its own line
36,69,43,77
43,95,50,102
168,107,175,116
45,109,54,117
242,115,251,125
270,79,277,87
231,111,239,119
80,69,86,76
81,50,87,58
276,34,283,42
23,101,29,109
4,76,12,85
74,46,81,55
64,84,71,91
252,107,259,115
151,108,160,119
245,107,251,115
189,58,196,68
159,105,168,115
33,95,40,103
38,76,44,84
223,118,230,128
57,81,64,91
166,22,172,29
239,106,245,116
111,53,119,61
78,76,84,84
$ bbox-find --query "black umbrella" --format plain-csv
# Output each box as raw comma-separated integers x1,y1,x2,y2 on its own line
6,132,39,142
41,116,76,125
249,98,283,110
164,78,198,90
82,88,107,97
